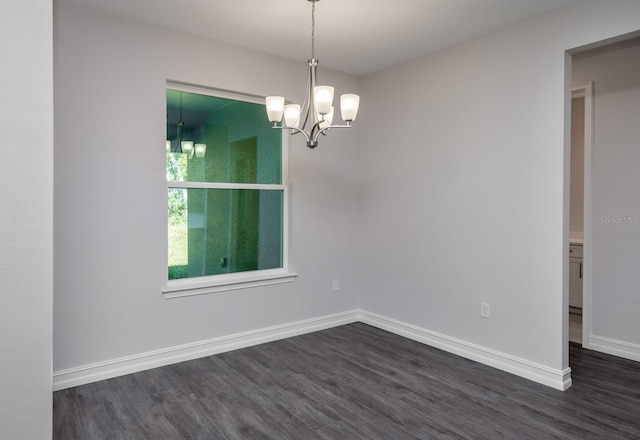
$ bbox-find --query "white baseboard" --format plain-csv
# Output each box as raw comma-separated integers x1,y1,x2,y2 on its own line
54,309,574,392
589,335,640,362
53,310,360,391
359,310,572,391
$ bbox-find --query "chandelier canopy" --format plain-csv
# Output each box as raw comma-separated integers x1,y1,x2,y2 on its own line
265,0,360,149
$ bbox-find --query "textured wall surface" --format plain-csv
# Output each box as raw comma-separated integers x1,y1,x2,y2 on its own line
358,0,640,373
0,1,53,438
53,3,360,373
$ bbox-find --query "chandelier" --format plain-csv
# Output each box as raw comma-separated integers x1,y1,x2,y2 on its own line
265,0,360,149
166,91,206,159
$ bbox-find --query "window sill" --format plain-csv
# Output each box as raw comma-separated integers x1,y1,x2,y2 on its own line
163,269,298,299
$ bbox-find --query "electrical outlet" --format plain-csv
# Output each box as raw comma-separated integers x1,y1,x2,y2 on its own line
332,279,340,292
481,302,491,319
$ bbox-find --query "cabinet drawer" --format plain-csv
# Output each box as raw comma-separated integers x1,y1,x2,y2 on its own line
569,244,583,258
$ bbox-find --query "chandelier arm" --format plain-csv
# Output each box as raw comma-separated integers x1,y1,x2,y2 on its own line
327,122,353,129
272,124,312,144
311,122,354,144
311,126,329,143
299,60,314,132
309,118,325,140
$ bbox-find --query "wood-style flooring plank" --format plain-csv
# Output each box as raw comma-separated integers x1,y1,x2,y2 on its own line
54,323,640,439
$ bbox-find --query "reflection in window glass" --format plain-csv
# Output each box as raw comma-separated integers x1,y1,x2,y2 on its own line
166,89,282,185
167,189,283,279
166,87,285,281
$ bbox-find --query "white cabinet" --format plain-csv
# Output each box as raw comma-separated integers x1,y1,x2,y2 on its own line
569,244,583,309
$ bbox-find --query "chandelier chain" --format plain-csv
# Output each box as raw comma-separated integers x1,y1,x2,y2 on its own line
311,0,316,60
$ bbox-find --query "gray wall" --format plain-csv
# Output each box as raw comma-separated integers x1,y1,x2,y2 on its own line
0,0,53,438
53,3,360,373
573,37,640,357
358,0,640,376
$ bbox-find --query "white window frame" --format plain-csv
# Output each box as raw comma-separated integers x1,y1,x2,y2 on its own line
163,81,296,299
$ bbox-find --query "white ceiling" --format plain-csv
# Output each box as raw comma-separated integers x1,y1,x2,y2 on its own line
60,0,579,76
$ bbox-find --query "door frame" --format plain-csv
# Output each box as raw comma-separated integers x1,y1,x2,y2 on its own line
571,81,593,349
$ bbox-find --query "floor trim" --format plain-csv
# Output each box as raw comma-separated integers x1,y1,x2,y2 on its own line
589,335,640,362
53,309,572,392
359,310,572,391
52,310,360,391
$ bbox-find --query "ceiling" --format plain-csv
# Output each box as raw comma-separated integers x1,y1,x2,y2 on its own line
59,0,579,76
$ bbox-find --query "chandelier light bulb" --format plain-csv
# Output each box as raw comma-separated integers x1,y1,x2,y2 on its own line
284,104,301,128
181,140,194,157
195,143,206,158
314,86,334,115
340,94,360,122
266,96,285,122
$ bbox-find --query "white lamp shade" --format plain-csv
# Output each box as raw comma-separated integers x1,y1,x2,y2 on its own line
314,86,334,115
166,140,171,152
181,141,194,157
319,106,334,129
265,96,285,122
283,104,301,128
340,94,360,122
195,143,206,158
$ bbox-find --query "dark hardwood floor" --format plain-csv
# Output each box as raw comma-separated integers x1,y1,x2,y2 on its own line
53,323,640,439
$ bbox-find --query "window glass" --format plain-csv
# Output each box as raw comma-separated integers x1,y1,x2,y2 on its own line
167,188,283,280
166,89,281,185
166,87,286,283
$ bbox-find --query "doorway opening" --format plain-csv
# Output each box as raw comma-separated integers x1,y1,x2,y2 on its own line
567,32,640,359
568,82,593,347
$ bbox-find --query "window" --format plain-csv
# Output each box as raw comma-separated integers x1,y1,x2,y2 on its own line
163,83,295,298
